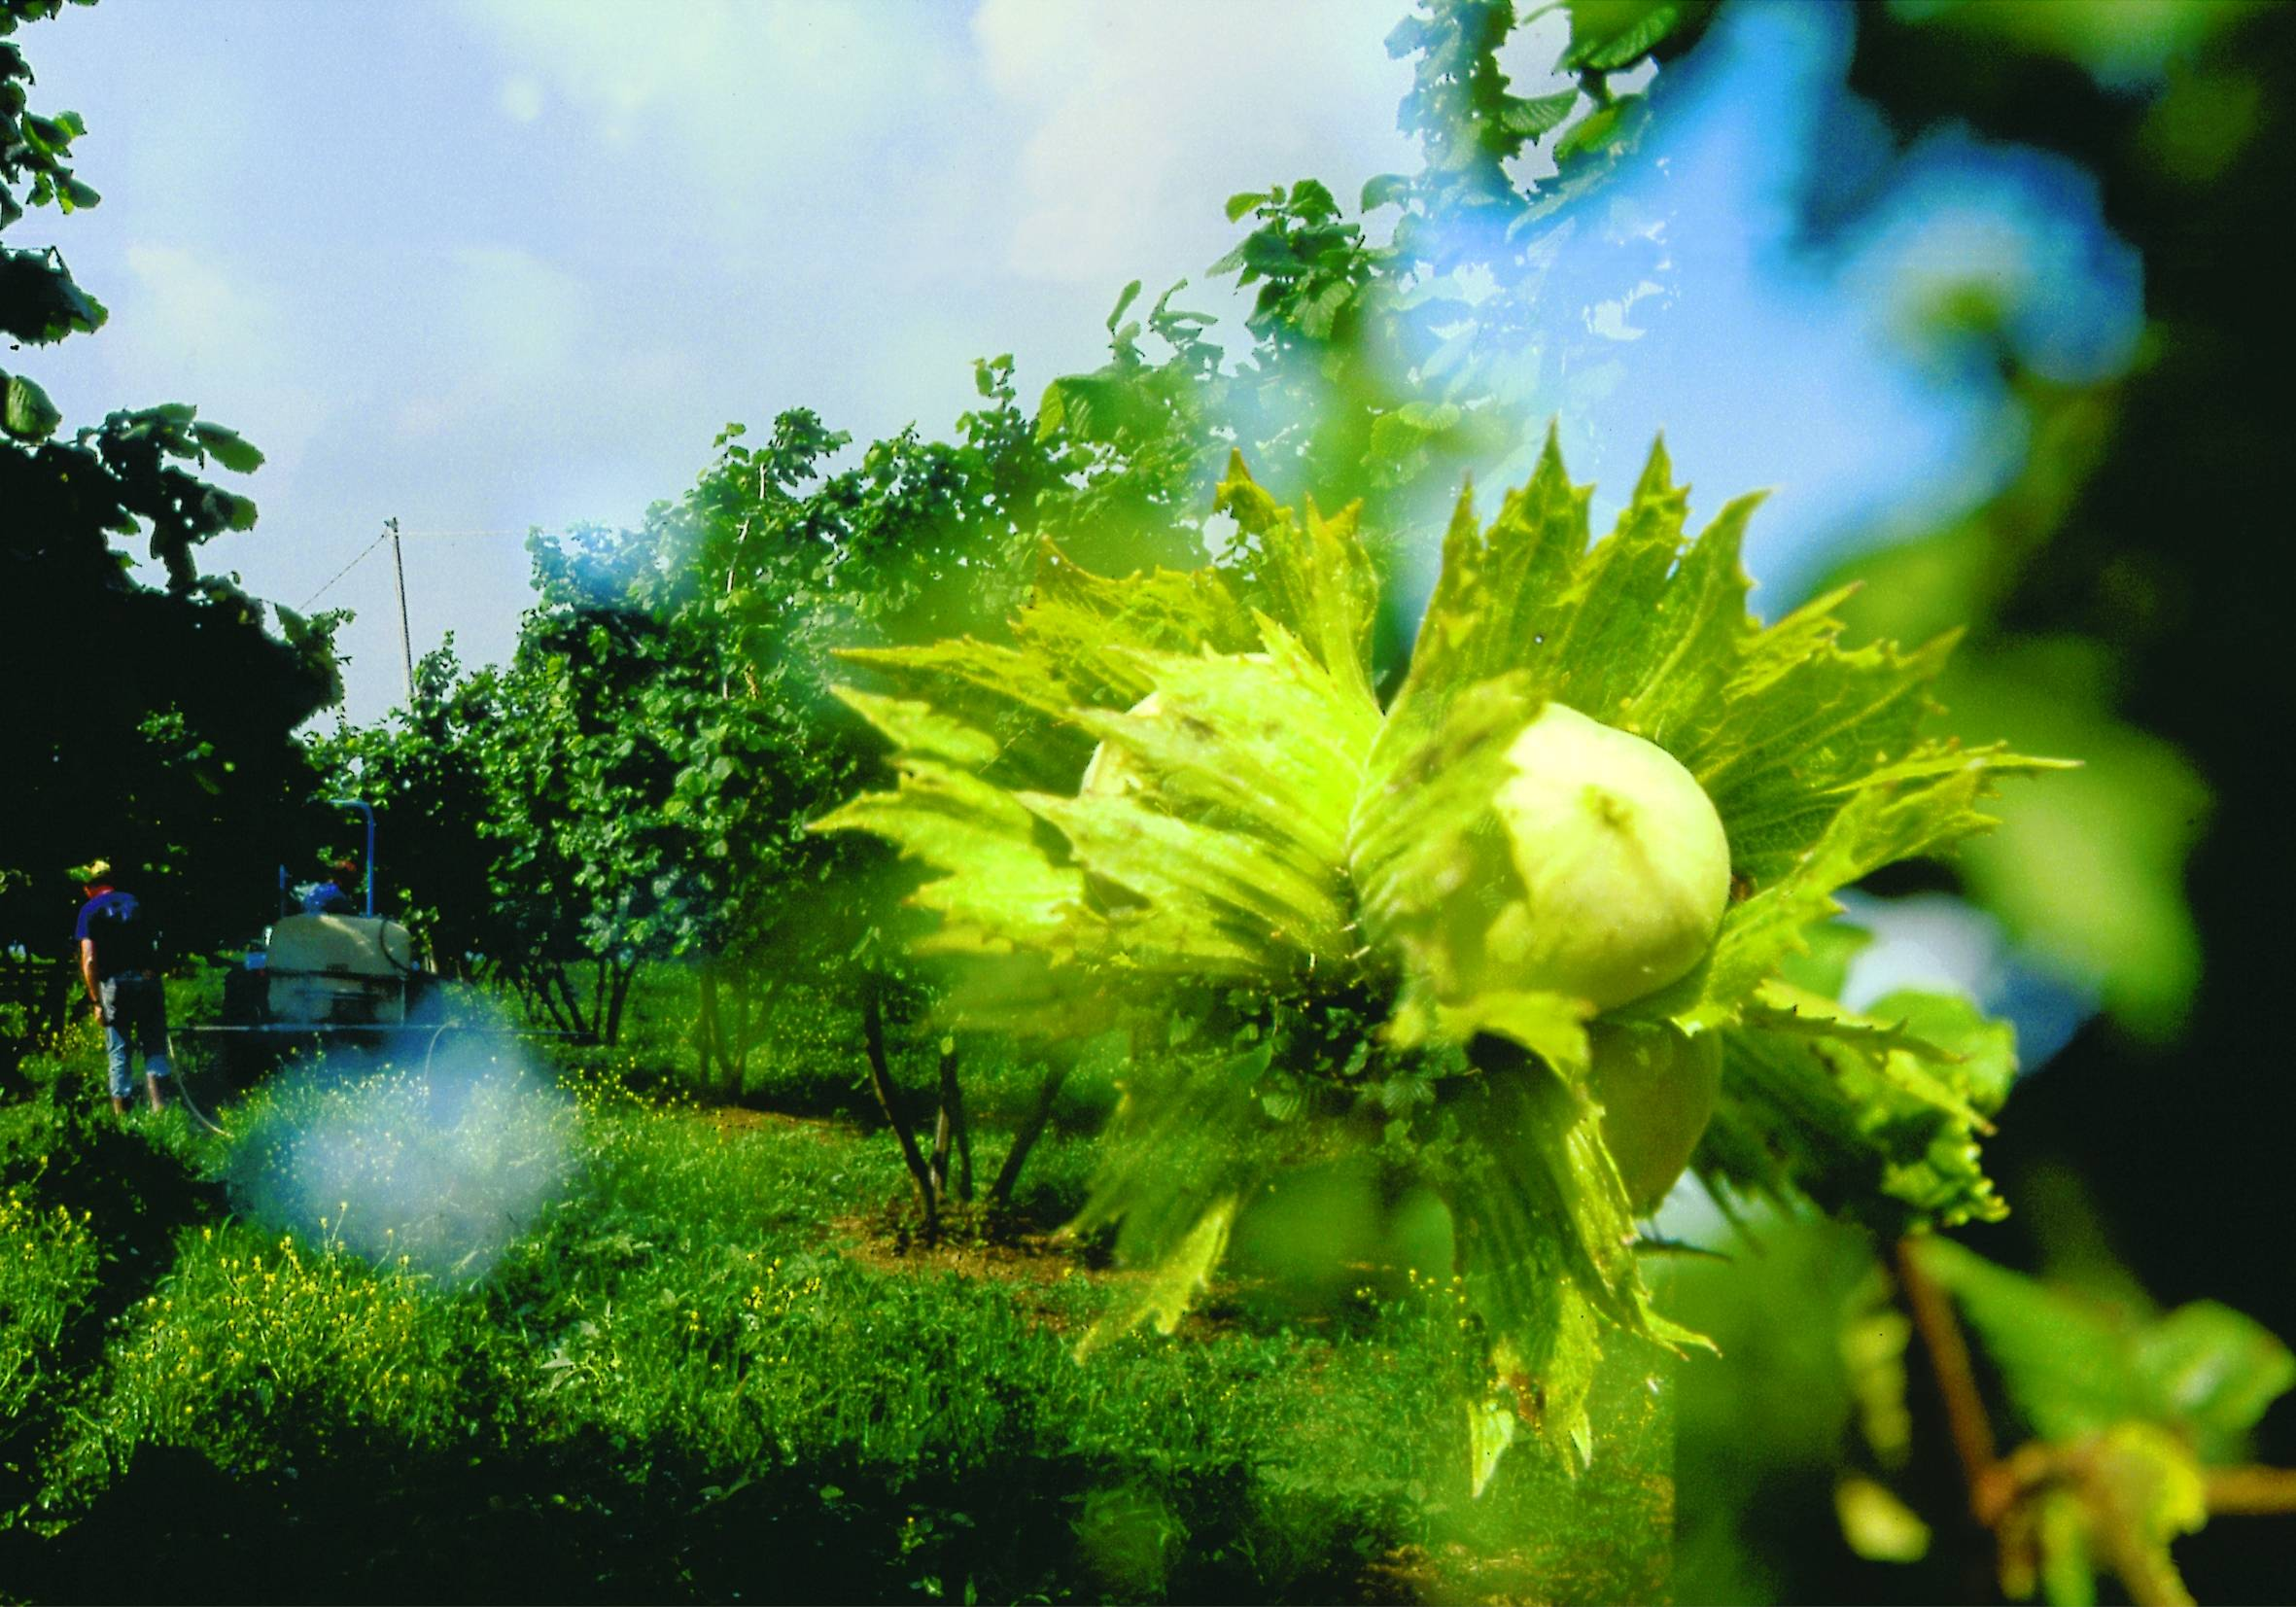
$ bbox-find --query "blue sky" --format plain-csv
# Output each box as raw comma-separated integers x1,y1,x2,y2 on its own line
19,0,2139,725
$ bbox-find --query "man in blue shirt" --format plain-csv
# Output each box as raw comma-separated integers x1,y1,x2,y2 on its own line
301,857,360,916
71,860,172,1116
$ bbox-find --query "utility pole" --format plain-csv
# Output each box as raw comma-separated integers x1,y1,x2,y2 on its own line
387,516,416,711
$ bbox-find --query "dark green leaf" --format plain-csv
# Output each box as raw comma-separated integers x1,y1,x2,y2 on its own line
1559,0,1687,71
3,368,62,439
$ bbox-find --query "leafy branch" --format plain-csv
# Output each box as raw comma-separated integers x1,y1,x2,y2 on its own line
1891,1237,2296,1606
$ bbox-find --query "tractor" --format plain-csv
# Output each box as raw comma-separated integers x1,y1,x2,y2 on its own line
182,801,576,1104
203,801,444,1079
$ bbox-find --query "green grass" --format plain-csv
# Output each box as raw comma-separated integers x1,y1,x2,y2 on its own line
0,1001,1667,1603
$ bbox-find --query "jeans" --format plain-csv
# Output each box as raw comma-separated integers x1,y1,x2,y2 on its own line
98,974,172,1100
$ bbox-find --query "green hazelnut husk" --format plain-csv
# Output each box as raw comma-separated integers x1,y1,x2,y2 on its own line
1587,1019,1722,1213
1477,701,1731,1012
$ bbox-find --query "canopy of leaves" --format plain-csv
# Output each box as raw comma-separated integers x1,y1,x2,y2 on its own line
0,0,336,975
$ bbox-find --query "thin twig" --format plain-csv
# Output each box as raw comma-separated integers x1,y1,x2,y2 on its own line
1894,1236,2009,1522
2205,1464,2296,1517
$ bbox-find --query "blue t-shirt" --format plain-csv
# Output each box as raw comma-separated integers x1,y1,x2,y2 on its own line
303,881,355,915
76,889,157,978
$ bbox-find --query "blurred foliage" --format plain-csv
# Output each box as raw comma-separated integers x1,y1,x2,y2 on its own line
1885,0,2257,94
1836,0,2291,1096
1912,1239,2293,1469
1823,381,2207,1042
1666,1214,2294,1607
1900,1237,2289,1607
1673,0,2296,1599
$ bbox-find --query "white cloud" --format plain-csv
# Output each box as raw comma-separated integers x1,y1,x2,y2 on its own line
120,242,267,371
458,1,963,175
452,244,588,375
497,73,545,123
107,242,331,483
394,245,591,440
972,0,1415,286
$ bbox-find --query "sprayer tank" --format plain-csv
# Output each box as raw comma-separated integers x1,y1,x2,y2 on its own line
263,914,419,1025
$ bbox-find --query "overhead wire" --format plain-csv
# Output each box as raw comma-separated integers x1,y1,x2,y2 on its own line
294,528,536,611
296,530,390,611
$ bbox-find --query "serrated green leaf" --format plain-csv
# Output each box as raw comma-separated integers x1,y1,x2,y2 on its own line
830,687,1002,770
1739,981,2002,1134
1501,87,1583,140
1665,756,2024,1032
1074,1194,1235,1361
1353,673,1539,988
1213,452,1380,705
1022,786,1345,980
1070,1039,1278,1278
1066,628,1378,886
812,753,1086,962
1696,996,2010,1234
1775,919,1873,996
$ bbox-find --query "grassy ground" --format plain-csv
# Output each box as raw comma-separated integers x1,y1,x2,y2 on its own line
0,990,1671,1604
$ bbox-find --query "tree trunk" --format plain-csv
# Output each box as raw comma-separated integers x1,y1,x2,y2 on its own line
515,964,554,1032
724,970,752,1092
942,1043,973,1204
557,968,587,1042
930,1066,977,1205
861,981,939,1242
990,1059,1072,1207
696,958,723,1089
604,961,634,1046
542,963,588,1037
